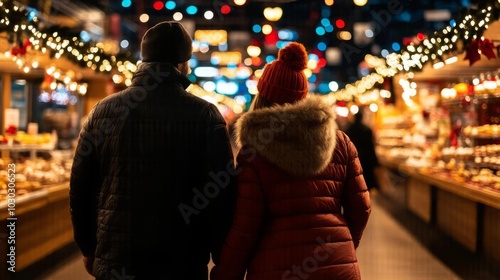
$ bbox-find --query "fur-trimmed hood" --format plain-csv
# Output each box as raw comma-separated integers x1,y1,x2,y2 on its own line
235,95,337,176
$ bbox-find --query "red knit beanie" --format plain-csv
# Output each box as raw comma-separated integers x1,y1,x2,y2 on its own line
257,42,308,104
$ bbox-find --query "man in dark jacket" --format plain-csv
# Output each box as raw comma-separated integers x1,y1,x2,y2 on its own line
345,109,379,191
70,21,237,280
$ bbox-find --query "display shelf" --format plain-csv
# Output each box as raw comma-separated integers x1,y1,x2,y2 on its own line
0,142,56,161
0,182,72,274
379,157,500,209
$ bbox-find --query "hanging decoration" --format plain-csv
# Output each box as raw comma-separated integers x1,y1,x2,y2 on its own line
464,38,497,65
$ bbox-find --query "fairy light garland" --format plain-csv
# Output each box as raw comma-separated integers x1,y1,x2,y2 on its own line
0,0,137,82
330,0,500,101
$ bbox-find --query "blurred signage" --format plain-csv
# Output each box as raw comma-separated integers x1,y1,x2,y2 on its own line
424,10,451,22
220,66,252,79
211,52,242,65
194,30,227,46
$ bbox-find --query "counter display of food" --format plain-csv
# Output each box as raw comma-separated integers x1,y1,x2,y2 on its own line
378,156,500,264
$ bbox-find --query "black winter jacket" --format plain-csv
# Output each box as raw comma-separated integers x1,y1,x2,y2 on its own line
70,62,236,280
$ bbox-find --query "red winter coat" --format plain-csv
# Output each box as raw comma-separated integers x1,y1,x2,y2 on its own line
211,96,371,280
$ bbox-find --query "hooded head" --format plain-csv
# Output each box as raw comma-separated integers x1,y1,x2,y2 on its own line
257,42,309,105
141,21,193,64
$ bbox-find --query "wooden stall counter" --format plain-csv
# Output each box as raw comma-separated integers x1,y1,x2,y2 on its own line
378,157,500,263
0,183,73,278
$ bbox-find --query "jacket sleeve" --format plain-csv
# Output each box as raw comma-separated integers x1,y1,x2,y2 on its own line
341,132,371,249
69,112,101,257
204,104,238,264
210,158,265,280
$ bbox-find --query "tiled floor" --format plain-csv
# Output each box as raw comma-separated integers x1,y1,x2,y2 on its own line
25,194,462,280
356,194,459,280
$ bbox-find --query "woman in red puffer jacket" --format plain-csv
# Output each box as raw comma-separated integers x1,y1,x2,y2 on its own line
210,42,371,280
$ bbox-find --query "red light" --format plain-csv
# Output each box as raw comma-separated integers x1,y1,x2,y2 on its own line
318,58,327,68
417,33,425,41
221,5,231,14
153,1,164,10
335,19,345,29
250,39,260,46
264,30,279,45
252,57,262,66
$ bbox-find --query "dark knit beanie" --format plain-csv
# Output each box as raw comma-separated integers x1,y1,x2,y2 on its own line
141,21,193,64
257,42,309,105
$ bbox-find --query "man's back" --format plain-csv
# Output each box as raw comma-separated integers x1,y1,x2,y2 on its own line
70,62,235,279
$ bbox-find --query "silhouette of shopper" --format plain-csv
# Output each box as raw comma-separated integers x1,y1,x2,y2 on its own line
345,110,379,191
70,21,236,280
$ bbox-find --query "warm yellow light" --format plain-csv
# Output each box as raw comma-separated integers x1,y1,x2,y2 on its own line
79,85,87,95
194,30,228,46
353,0,368,6
247,46,261,57
433,62,444,69
263,7,283,22
304,68,312,78
139,13,149,23
307,60,317,69
173,12,183,21
325,0,334,6
338,31,352,40
262,24,273,35
234,0,246,5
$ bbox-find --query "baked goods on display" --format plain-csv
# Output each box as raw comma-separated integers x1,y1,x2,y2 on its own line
463,124,500,137
0,157,72,201
0,132,54,146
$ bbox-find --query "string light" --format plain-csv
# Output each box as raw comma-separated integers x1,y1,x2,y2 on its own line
330,1,499,101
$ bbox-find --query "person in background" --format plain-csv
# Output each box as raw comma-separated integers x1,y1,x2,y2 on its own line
345,109,380,191
70,21,236,280
210,42,371,280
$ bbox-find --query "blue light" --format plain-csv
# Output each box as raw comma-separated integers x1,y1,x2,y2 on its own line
321,18,331,27
210,56,221,65
27,8,37,21
266,55,276,64
189,58,198,68
392,42,401,51
325,25,334,33
308,74,317,83
187,73,196,83
121,0,131,8
381,49,390,58
315,26,326,36
317,42,327,51
397,11,411,22
308,54,319,61
360,68,370,76
186,5,198,15
278,29,299,40
218,43,228,51
321,8,331,18
252,24,262,33
165,1,176,10
318,83,331,93
450,19,457,27
276,41,291,49
80,31,91,42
